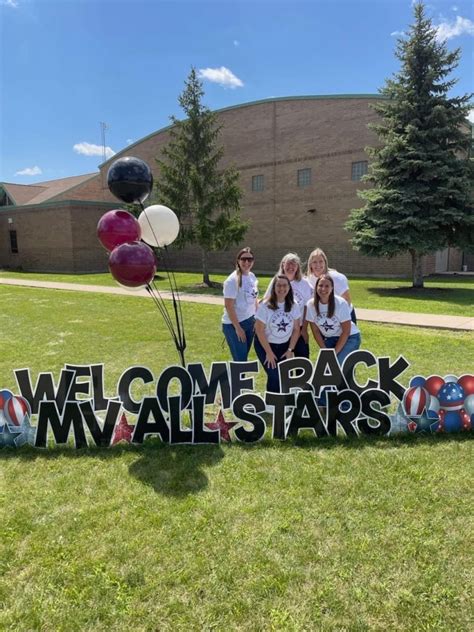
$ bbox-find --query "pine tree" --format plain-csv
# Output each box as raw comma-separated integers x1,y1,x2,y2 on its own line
155,68,248,286
346,2,473,287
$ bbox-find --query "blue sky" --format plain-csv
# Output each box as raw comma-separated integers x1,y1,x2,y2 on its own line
1,0,472,184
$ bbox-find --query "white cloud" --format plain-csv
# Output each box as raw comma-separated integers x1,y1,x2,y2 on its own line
436,15,474,40
391,30,406,37
452,6,458,12
126,138,134,145
1,0,19,8
73,142,115,159
468,109,474,125
198,66,244,89
233,40,240,47
15,166,42,176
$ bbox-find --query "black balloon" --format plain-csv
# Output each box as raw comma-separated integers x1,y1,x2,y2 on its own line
107,156,153,204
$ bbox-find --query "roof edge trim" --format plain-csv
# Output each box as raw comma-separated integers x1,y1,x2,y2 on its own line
99,93,385,168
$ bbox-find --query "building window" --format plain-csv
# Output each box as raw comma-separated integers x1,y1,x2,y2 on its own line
252,174,264,192
297,168,311,187
9,230,18,254
351,161,368,181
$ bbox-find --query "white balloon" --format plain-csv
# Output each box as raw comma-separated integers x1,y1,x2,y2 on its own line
464,394,474,416
429,395,440,413
443,374,457,383
139,205,179,247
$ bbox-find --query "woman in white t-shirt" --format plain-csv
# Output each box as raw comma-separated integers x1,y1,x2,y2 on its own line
305,273,361,364
222,247,259,361
263,253,312,358
305,248,357,323
255,275,301,393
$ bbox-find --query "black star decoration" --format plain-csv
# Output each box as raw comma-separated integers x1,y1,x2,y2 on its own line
276,319,289,332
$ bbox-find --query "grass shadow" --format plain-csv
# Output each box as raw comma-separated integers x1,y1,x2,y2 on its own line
128,443,225,497
0,441,226,497
366,285,473,308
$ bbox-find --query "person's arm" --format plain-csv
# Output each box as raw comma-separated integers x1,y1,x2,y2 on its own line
224,298,246,342
341,289,352,305
300,306,309,342
309,321,326,350
282,318,301,359
334,320,351,355
255,319,278,368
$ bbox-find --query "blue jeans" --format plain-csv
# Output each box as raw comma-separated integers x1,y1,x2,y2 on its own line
254,336,290,393
294,334,310,358
324,333,361,364
222,316,255,361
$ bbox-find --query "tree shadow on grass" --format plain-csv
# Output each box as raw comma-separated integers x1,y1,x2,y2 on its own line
366,285,473,308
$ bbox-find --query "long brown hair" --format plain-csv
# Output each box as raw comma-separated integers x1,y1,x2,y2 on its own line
266,275,294,312
235,247,254,288
314,273,335,318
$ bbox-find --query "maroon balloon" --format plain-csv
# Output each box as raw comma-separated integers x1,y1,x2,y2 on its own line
108,242,156,287
97,209,141,252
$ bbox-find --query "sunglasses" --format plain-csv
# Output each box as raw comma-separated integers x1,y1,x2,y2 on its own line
240,257,254,262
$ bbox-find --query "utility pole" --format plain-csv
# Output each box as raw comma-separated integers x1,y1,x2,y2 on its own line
100,121,109,191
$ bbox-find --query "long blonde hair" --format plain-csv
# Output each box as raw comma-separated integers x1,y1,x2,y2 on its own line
306,248,329,277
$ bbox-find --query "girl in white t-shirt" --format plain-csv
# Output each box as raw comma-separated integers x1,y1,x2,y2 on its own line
255,275,301,393
305,273,361,364
263,253,312,358
305,248,357,323
222,247,259,361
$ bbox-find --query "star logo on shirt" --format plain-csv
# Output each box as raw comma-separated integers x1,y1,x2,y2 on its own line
321,319,335,333
276,318,289,332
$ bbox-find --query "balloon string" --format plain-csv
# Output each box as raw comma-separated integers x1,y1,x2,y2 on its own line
145,285,178,344
139,202,187,367
158,250,187,362
145,285,185,367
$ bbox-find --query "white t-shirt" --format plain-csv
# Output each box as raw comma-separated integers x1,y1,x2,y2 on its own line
222,271,258,324
264,278,313,320
305,295,360,338
256,301,300,344
307,270,349,298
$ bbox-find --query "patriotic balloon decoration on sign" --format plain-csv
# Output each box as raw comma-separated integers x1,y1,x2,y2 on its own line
0,389,36,447
403,386,429,417
401,374,473,434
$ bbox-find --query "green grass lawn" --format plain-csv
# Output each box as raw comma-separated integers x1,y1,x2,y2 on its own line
1,268,473,316
1,286,473,631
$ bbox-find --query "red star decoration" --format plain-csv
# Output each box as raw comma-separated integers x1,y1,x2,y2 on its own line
205,409,237,442
407,421,418,433
112,413,134,445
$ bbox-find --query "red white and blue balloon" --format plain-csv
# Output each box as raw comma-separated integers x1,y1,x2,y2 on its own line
403,386,429,417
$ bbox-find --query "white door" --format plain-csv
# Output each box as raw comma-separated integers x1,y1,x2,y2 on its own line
435,248,449,272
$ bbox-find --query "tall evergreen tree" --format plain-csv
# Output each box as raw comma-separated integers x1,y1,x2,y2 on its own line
346,2,473,287
155,68,248,286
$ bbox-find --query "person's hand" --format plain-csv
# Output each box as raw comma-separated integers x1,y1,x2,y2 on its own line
282,349,295,360
235,325,246,342
264,350,278,369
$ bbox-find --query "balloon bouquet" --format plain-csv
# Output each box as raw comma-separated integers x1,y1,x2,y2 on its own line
401,374,474,433
97,157,186,365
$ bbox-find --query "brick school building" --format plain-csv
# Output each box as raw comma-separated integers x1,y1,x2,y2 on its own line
0,95,467,274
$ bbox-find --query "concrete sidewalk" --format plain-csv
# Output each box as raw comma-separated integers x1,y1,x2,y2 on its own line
1,277,473,331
